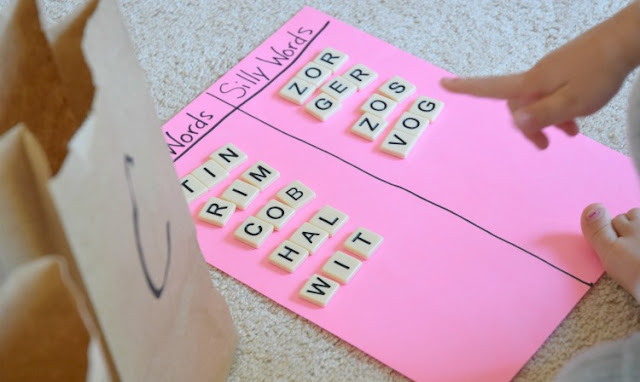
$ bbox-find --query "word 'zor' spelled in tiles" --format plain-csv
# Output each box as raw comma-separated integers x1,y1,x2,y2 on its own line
180,142,248,203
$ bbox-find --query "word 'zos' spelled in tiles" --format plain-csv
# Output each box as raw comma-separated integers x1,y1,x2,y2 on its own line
361,93,397,119
299,274,340,307
268,240,309,273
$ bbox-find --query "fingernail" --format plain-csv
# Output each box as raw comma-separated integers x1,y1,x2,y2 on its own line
586,207,603,222
514,111,532,128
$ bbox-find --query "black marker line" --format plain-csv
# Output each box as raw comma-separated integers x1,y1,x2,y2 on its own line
172,21,331,162
229,106,593,288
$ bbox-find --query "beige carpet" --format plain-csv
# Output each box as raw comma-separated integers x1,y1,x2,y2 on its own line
7,0,640,380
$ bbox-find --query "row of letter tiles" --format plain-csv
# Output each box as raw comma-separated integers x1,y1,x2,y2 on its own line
181,143,248,203
298,227,383,307
379,96,445,159
268,205,349,271
233,180,316,248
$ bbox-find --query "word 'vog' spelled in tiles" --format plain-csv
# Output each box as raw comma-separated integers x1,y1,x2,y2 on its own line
409,96,445,122
313,47,348,73
192,160,229,188
344,227,384,259
309,205,349,237
198,197,236,227
296,62,332,87
351,112,389,141
241,161,280,190
221,179,260,210
299,273,340,307
290,222,329,254
393,112,430,137
361,93,397,119
210,143,248,171
234,216,274,248
305,93,341,121
256,199,295,231
321,76,357,102
180,174,207,203
279,77,317,105
378,75,416,103
276,180,316,210
268,240,309,273
342,63,378,91
322,251,362,284
380,130,419,159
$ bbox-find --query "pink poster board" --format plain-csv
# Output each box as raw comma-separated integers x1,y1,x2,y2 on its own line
163,7,640,381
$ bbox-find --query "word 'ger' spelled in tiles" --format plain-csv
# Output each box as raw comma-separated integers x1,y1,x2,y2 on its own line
278,47,444,159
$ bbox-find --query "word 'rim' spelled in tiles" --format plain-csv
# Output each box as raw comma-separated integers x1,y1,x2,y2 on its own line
234,216,274,249
210,143,248,171
241,160,280,191
220,179,260,210
198,197,236,227
378,75,416,103
322,251,362,284
296,62,332,87
180,174,207,203
305,93,341,121
313,47,349,73
256,199,295,231
380,129,419,159
290,222,329,254
344,227,384,259
268,240,309,273
350,112,389,141
276,180,316,210
191,159,229,188
393,112,430,137
299,273,340,307
279,77,317,105
342,63,378,90
309,205,349,237
361,93,398,119
409,96,445,122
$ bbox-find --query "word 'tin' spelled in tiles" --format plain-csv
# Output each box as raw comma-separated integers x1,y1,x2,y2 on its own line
180,142,248,203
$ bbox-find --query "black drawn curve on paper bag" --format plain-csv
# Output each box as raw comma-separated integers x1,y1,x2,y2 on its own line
124,155,171,298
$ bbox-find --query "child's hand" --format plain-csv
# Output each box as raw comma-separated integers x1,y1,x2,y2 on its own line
441,3,640,149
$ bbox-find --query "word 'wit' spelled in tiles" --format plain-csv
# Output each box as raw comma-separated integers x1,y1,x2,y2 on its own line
180,143,248,203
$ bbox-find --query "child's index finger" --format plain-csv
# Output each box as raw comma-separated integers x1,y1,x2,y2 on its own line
440,73,526,99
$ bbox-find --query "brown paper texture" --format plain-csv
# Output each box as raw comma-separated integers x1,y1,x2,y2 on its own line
0,0,237,380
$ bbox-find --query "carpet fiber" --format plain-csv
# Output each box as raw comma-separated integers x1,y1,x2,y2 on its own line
6,0,640,380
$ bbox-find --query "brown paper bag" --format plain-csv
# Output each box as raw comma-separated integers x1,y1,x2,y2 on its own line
0,0,237,380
